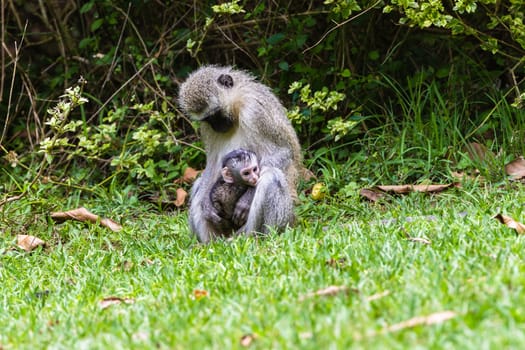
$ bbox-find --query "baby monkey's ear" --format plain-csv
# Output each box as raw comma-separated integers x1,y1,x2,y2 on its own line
221,166,235,183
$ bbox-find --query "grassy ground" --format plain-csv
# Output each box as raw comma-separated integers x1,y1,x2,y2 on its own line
2,182,525,349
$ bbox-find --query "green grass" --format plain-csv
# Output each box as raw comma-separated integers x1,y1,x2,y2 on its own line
2,183,525,349
2,68,525,349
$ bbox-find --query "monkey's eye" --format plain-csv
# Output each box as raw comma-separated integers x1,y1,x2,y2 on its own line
253,166,258,173
242,171,250,176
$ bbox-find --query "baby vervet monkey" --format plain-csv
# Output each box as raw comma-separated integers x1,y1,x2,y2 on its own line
206,149,259,236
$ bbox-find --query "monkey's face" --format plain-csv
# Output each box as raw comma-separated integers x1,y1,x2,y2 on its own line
202,108,234,133
239,164,259,186
178,66,238,133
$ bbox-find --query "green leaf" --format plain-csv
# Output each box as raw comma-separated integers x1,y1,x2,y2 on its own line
80,1,94,14
341,69,352,78
91,18,104,32
79,37,94,49
279,61,289,71
368,50,380,61
266,33,285,46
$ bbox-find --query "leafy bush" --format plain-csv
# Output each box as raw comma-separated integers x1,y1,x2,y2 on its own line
1,0,524,197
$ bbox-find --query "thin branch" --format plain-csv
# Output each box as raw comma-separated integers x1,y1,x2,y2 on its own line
1,0,5,102
88,58,156,123
1,23,26,146
101,3,131,92
303,0,382,54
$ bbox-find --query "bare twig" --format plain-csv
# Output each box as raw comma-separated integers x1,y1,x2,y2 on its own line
101,3,132,92
1,23,26,146
303,0,382,54
1,0,5,102
88,58,156,123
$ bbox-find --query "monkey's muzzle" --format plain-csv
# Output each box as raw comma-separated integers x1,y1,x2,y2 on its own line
202,109,234,133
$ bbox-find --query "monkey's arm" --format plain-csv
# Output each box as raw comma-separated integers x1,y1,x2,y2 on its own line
232,187,255,228
188,177,217,242
240,167,295,235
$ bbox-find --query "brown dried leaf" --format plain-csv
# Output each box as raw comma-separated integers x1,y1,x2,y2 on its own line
240,334,258,347
383,311,457,333
299,285,355,301
376,184,452,194
494,214,525,234
17,235,46,252
50,207,122,232
325,257,347,268
99,297,135,309
132,331,149,342
300,167,316,181
142,258,155,266
100,218,123,232
407,237,432,245
451,171,479,182
193,289,209,300
359,188,384,202
357,310,457,340
181,167,201,184
174,188,188,207
51,207,97,222
464,142,489,162
365,290,390,302
505,157,525,179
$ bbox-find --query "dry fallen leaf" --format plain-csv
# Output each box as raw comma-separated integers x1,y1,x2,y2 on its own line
240,334,258,347
193,289,209,300
365,290,390,302
326,257,347,268
357,310,457,339
359,188,384,202
375,184,453,194
181,167,201,184
99,217,122,232
51,207,122,232
383,311,457,333
299,332,313,339
464,142,488,161
99,297,135,309
407,236,432,245
17,235,46,252
299,285,355,301
132,331,149,342
451,171,480,182
464,141,498,164
300,167,316,182
505,157,525,179
174,188,188,207
142,258,155,266
494,214,525,234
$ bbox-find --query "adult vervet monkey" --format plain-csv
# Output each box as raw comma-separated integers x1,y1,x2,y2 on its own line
178,65,302,242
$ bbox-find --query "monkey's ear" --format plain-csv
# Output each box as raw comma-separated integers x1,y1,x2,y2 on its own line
217,74,234,88
221,167,235,183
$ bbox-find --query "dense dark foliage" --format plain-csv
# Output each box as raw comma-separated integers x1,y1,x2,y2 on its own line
1,0,524,194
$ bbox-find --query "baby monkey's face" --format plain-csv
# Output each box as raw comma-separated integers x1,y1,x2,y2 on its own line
239,163,259,186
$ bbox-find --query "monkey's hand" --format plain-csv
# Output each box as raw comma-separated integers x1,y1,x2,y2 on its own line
232,189,254,228
232,200,249,228
201,200,234,234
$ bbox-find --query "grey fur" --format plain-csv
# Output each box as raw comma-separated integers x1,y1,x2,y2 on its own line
179,65,302,242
